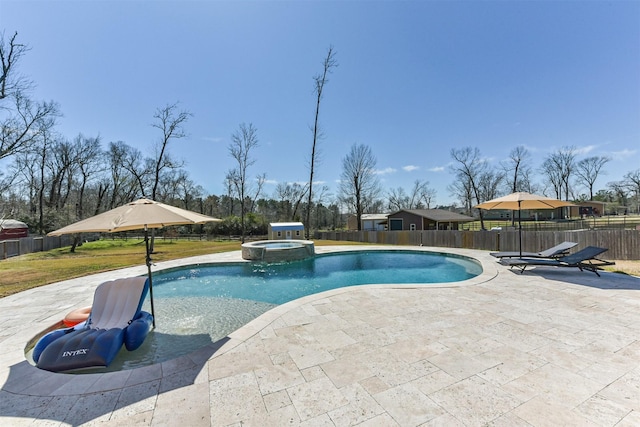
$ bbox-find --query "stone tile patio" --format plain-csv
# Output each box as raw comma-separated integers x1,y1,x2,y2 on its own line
1,246,639,426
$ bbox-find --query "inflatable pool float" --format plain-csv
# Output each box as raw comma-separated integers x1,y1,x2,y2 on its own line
33,277,153,372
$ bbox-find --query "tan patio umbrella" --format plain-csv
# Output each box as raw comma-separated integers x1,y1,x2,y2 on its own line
474,192,574,257
48,198,222,326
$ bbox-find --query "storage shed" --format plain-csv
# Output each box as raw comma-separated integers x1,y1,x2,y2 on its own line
0,219,29,240
268,222,305,240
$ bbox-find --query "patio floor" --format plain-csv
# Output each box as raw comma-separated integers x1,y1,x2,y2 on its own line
1,246,639,426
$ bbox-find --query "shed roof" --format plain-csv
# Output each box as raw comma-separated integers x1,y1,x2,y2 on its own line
390,209,474,222
0,219,28,230
359,214,389,221
269,222,305,231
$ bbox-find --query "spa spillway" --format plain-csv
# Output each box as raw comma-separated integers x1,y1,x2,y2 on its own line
241,240,315,262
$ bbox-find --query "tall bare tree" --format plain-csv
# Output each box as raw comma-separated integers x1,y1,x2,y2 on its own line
502,145,533,193
0,31,30,100
228,123,260,243
540,157,563,199
305,45,337,238
73,134,103,220
449,147,488,228
339,144,381,231
575,156,610,200
541,146,577,200
622,169,640,214
106,141,140,209
0,32,60,160
150,102,191,201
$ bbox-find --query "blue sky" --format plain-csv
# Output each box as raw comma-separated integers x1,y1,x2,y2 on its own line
2,0,639,206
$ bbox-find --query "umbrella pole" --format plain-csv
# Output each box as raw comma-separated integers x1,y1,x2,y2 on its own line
144,226,156,328
518,201,523,258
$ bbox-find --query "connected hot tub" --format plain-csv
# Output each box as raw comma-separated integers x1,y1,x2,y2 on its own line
241,240,315,262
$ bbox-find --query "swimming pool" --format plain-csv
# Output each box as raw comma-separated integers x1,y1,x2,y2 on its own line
35,249,481,371
154,250,481,305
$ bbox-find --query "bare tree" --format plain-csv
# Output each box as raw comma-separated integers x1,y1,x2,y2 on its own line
0,32,60,160
339,144,381,231
223,171,236,217
274,182,308,221
622,169,640,214
575,156,610,200
388,179,436,211
409,179,436,209
228,123,260,243
150,102,191,201
541,146,577,200
449,147,488,228
106,141,140,209
540,157,564,199
121,144,149,200
387,186,409,212
479,171,504,202
249,173,267,215
448,176,474,214
72,134,103,220
502,146,532,193
305,45,337,238
0,31,30,100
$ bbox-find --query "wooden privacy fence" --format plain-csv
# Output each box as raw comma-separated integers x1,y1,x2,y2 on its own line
316,229,640,260
1,235,75,259
4,230,639,260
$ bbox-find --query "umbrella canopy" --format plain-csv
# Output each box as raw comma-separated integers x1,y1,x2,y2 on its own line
48,198,219,235
48,198,222,327
474,192,573,257
475,192,574,211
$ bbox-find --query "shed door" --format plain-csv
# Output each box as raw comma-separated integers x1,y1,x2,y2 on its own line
389,219,403,231
285,230,292,239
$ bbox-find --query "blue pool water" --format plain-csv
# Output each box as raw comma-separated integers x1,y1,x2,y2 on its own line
154,250,481,304
251,241,303,248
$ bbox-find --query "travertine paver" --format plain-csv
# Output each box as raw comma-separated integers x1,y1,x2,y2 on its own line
0,246,639,426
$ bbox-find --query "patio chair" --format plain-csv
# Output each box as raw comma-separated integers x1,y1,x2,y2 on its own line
501,246,614,277
490,241,577,259
33,277,153,372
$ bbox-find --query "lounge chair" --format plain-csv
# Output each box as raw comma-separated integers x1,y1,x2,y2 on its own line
490,241,577,259
501,246,614,277
33,277,153,372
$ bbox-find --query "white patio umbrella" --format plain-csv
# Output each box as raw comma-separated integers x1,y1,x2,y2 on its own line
474,192,574,257
48,198,222,327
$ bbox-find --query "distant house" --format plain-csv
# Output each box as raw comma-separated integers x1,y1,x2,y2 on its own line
268,222,305,240
0,219,29,240
347,213,388,231
387,209,474,231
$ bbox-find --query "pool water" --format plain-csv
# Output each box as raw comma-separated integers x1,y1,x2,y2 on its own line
68,250,481,371
154,250,481,305
252,241,303,248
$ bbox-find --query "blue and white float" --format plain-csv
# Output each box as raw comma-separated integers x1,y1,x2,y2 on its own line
33,277,153,372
